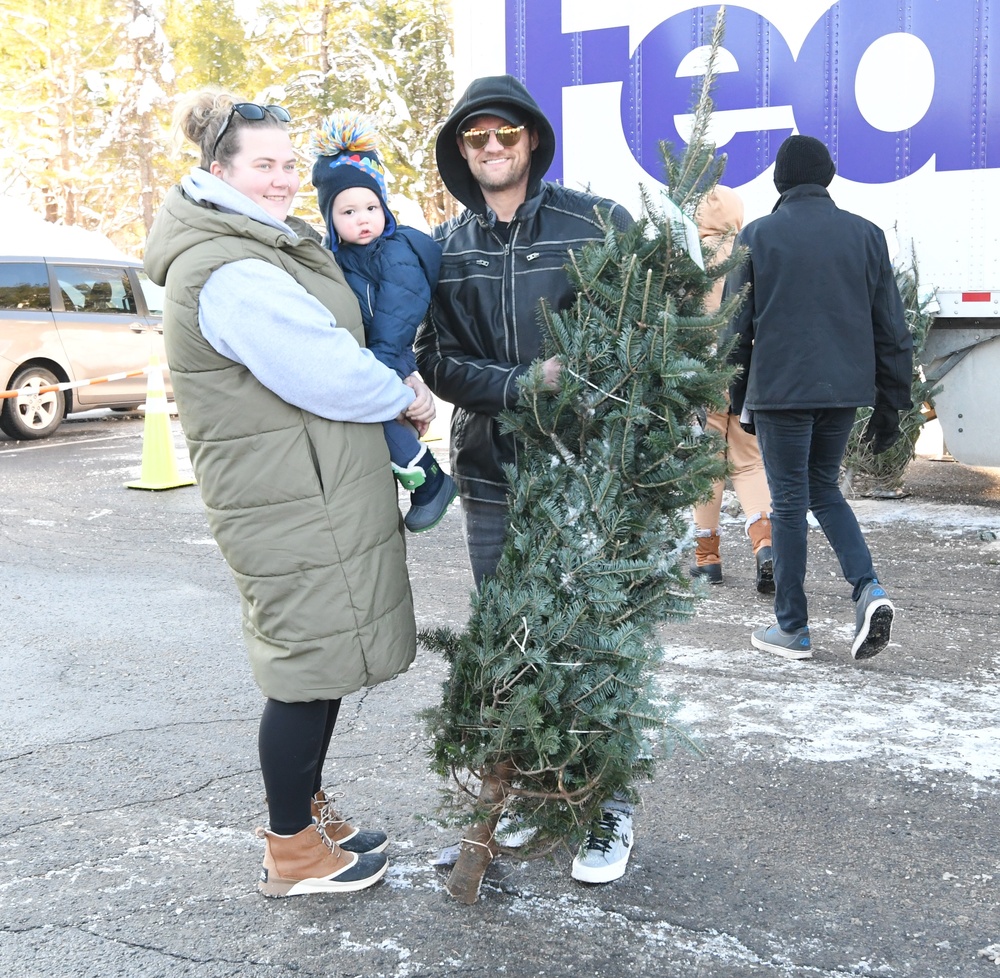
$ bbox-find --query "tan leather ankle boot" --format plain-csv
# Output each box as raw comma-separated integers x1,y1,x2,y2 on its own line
312,789,389,853
747,516,772,553
258,823,387,897
690,530,722,584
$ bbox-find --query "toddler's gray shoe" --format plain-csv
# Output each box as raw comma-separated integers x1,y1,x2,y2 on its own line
404,472,458,533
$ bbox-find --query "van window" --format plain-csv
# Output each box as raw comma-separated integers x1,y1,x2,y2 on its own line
0,262,51,311
53,264,137,314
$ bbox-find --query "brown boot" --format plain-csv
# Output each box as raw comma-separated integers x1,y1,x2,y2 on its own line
689,530,722,584
312,789,389,854
257,823,388,897
747,516,774,594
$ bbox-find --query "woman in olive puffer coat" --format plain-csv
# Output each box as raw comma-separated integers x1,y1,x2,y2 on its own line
144,90,435,898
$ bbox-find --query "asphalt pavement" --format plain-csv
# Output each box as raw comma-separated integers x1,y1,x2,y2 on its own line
1,410,999,978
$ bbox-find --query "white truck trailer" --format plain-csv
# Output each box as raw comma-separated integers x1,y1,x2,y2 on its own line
453,0,1000,466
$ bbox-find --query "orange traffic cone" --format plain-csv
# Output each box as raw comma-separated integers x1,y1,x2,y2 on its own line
126,355,195,491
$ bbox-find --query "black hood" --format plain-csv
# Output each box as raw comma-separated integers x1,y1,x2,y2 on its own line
436,74,555,215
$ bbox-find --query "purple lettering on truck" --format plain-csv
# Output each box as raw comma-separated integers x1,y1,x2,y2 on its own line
507,0,998,187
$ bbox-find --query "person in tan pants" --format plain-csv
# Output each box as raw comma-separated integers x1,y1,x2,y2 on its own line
691,186,774,593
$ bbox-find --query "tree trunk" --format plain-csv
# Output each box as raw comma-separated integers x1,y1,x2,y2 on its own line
445,760,515,904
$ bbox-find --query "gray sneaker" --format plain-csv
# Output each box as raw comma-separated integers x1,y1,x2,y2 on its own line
571,809,634,884
751,623,812,660
851,579,894,659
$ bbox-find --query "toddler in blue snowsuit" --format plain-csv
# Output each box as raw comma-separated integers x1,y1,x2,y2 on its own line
312,114,455,533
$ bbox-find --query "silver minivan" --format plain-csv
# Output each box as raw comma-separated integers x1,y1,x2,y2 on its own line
0,255,170,439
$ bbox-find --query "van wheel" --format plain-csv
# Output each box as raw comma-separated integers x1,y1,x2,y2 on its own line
0,366,65,440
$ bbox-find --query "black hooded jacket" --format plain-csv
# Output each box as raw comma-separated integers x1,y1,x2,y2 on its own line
724,184,912,415
414,75,634,506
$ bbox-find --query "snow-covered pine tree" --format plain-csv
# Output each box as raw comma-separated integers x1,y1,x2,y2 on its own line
421,14,740,904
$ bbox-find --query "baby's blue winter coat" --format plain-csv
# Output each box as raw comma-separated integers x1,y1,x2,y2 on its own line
337,227,442,378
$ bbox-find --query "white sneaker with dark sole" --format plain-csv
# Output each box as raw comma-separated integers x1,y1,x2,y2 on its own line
571,809,634,884
494,812,537,848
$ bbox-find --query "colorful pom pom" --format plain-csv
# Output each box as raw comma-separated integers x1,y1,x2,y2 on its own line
312,112,379,158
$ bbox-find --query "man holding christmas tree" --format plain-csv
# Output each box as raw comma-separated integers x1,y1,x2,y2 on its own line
724,134,913,662
415,74,637,883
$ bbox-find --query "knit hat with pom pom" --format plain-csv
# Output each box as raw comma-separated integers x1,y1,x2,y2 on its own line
311,113,395,244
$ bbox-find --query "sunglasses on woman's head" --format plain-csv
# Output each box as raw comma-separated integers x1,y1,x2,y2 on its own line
212,102,292,159
460,125,526,150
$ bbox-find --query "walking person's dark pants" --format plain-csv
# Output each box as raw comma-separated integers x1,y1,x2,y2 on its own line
753,408,877,632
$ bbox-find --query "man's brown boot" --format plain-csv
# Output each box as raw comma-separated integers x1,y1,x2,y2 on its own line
689,530,722,584
312,789,389,854
747,516,774,594
257,823,388,897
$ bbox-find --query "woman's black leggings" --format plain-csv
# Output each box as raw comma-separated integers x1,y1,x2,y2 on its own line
258,697,341,835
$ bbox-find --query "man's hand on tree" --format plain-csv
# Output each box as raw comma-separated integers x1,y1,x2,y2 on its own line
540,356,562,390
862,403,902,455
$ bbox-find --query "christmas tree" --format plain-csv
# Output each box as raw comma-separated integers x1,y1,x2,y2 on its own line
421,17,739,904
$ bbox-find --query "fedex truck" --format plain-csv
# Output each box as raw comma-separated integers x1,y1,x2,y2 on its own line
452,0,1000,467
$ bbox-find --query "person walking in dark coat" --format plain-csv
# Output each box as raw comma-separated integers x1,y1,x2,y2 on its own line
312,113,456,533
724,134,913,662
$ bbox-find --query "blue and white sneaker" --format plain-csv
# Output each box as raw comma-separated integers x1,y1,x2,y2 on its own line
851,579,894,660
571,809,634,884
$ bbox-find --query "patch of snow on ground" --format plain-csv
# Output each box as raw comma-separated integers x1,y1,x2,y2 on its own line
661,647,1000,782
850,497,1000,533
